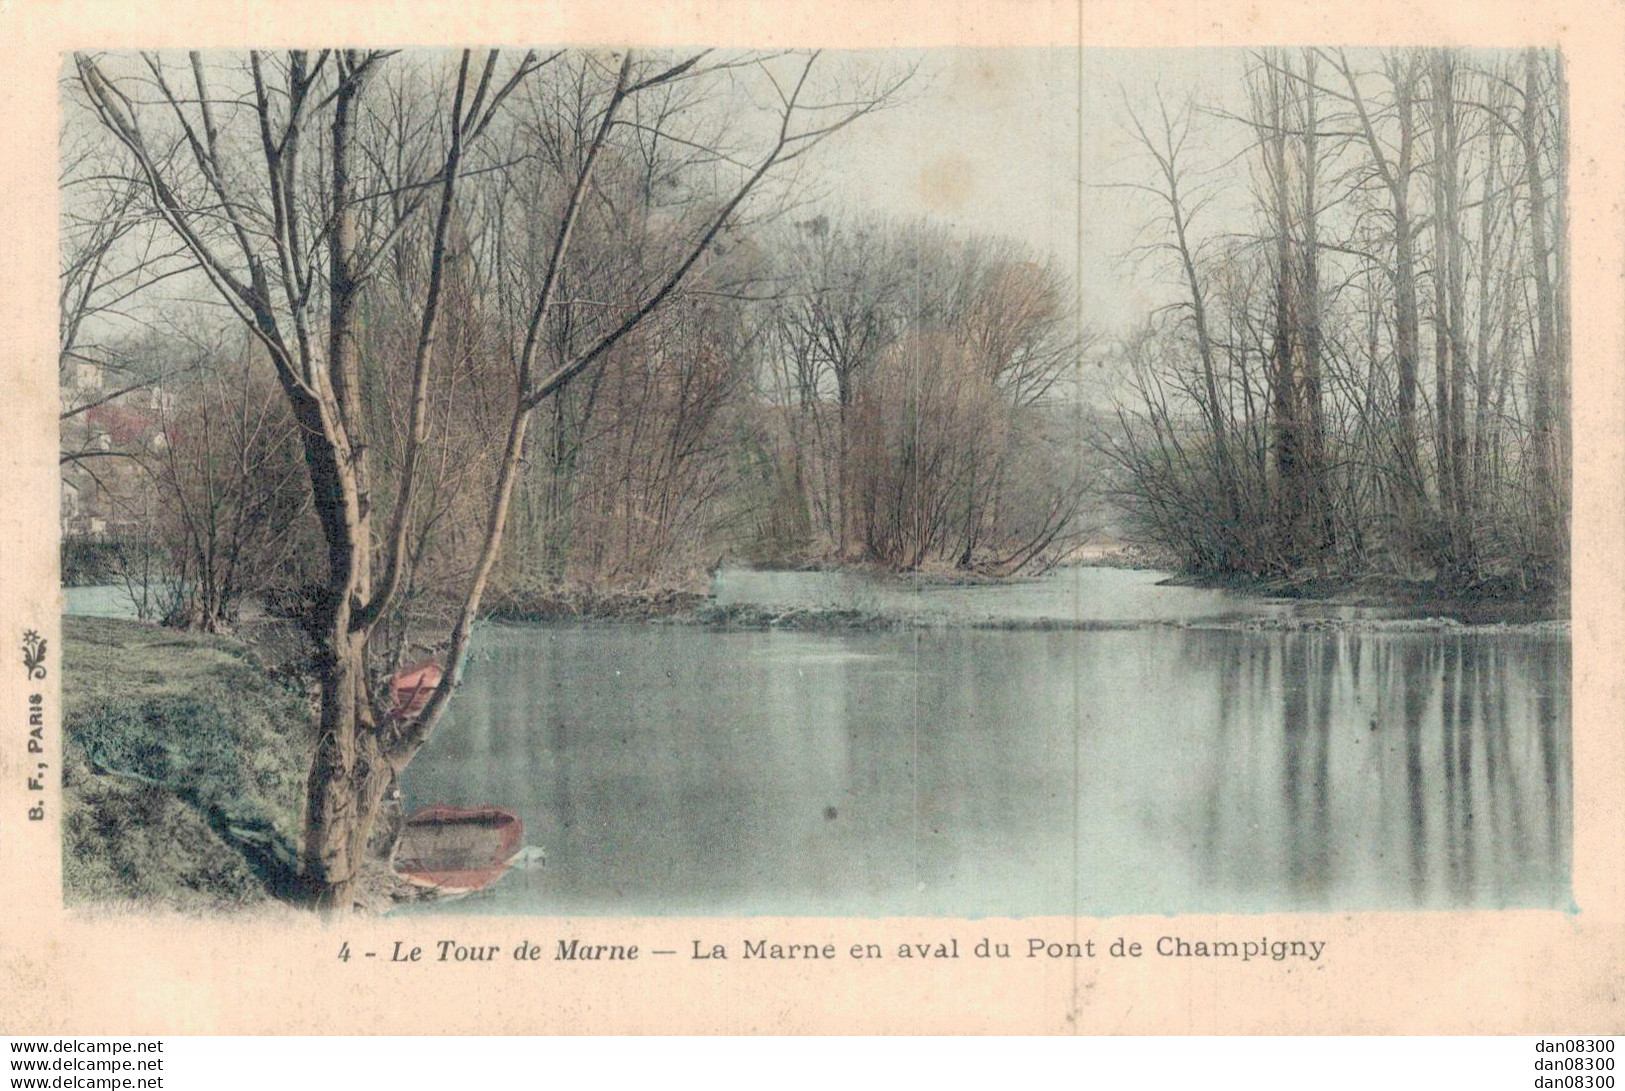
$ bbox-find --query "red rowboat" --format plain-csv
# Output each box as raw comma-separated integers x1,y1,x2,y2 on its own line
392,805,523,894
389,660,443,721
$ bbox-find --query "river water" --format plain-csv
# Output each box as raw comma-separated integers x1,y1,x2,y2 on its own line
394,567,1571,917
64,584,144,619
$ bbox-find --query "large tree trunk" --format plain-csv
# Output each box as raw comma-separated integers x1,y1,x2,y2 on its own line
302,636,391,908
284,382,377,905
328,54,373,608
298,55,383,908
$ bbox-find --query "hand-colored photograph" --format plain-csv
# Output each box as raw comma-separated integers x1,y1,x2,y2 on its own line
57,44,1571,922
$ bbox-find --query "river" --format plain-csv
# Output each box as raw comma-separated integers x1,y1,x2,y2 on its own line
392,567,1571,917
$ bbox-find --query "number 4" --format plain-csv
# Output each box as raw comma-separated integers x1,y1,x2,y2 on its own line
338,941,350,962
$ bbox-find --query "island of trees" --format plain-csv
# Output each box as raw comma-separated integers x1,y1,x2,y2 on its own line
1097,48,1570,599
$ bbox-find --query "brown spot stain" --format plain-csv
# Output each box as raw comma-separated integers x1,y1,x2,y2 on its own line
915,152,976,212
948,51,1019,110
975,58,1007,91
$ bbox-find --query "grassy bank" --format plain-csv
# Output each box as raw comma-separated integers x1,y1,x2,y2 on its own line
61,616,312,912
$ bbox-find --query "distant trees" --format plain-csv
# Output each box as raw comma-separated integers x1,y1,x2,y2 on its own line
1102,47,1571,592
764,216,1092,572
768,215,903,554
477,60,782,586
58,130,197,585
58,128,195,434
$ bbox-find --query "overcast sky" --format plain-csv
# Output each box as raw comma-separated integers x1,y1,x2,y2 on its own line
65,47,1262,348
799,47,1253,337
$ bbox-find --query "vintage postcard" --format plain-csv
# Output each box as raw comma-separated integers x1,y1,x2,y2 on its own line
1,0,1621,1034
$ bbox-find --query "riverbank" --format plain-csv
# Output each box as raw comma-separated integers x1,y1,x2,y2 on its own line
420,562,1574,633
1157,569,1568,625
62,616,311,911
484,583,706,622
684,601,1570,634
683,556,1569,632
61,616,434,914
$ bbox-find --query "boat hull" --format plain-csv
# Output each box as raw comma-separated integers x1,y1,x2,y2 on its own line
392,804,523,895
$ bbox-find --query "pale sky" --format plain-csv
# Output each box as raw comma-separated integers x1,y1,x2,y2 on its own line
66,47,1263,348
797,47,1253,336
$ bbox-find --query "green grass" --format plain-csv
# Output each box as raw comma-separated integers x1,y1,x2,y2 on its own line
62,616,313,912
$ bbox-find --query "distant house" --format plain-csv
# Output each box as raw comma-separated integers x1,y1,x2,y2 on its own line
60,379,171,542
83,402,168,450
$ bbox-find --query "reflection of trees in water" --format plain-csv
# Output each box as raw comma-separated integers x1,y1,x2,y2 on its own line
1402,641,1432,901
1281,635,1334,896
1184,631,1570,909
1535,639,1571,885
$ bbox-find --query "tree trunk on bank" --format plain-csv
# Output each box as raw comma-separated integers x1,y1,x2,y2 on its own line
1297,49,1331,567
1341,50,1427,565
302,641,389,907
75,47,908,910
1522,49,1561,571
1430,51,1459,579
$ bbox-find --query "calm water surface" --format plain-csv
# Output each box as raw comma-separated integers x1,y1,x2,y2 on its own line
64,585,142,619
398,568,1571,916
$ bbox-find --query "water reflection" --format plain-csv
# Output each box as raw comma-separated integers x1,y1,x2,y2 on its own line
399,618,1570,917
1177,631,1568,914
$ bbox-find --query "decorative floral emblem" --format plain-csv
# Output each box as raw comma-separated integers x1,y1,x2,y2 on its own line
22,629,47,680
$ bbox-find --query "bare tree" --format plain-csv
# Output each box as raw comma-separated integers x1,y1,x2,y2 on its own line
771,214,905,553
152,345,314,631
74,46,908,907
1518,48,1566,572
1114,90,1242,566
1335,48,1430,552
1102,47,1570,593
